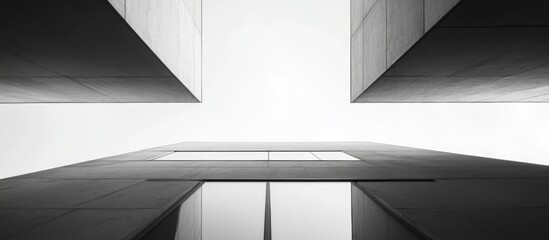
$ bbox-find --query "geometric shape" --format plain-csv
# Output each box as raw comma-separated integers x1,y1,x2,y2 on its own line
353,0,549,102
11,209,162,240
268,152,319,161
0,0,199,103
351,18,365,100
362,0,388,94
155,152,269,160
386,0,424,66
270,182,352,240
0,209,70,240
125,0,202,100
202,182,267,240
424,0,461,30
312,152,360,160
176,187,202,240
80,181,199,210
0,179,141,208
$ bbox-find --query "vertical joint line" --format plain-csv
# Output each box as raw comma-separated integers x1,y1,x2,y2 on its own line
264,182,272,240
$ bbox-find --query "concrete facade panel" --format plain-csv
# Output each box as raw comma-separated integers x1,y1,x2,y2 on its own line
386,0,424,66
108,0,126,17
176,188,202,240
80,181,198,210
11,209,162,240
0,209,70,239
362,0,387,91
351,0,364,36
387,216,423,240
350,23,364,100
424,0,460,30
400,208,549,240
0,179,141,208
0,0,198,102
126,0,202,101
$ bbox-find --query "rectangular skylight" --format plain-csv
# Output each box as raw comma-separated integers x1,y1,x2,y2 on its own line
268,152,319,160
155,151,269,160
154,151,359,161
311,151,359,160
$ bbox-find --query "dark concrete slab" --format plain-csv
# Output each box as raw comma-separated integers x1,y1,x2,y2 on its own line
0,209,70,239
355,0,549,102
80,181,198,210
0,0,197,103
97,150,173,161
11,209,162,240
0,179,141,208
408,165,549,179
359,179,549,209
387,216,423,240
399,208,549,240
439,0,549,27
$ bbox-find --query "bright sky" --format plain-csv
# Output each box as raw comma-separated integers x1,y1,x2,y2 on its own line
1,0,548,178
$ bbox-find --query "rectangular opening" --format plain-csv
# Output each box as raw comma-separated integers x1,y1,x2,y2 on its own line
154,151,359,161
155,152,269,160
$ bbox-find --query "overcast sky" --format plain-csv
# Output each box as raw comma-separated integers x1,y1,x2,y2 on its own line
1,0,548,178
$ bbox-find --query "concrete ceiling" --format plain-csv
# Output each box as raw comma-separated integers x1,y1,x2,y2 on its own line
0,0,198,103
355,0,549,102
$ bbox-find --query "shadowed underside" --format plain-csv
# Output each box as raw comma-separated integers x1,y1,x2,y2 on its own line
354,0,549,102
0,0,198,103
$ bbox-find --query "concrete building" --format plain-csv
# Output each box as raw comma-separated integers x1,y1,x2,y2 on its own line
352,0,549,102
1,142,548,240
1,1,547,239
0,0,201,103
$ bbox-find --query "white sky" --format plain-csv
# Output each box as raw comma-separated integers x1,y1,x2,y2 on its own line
270,182,351,240
202,182,266,240
1,0,549,178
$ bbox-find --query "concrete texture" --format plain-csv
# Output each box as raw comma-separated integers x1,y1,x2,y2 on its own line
0,178,199,240
359,179,549,240
352,0,455,101
175,188,202,240
424,0,460,30
108,0,126,17
354,0,549,102
0,0,199,103
386,0,424,66
2,142,548,239
362,0,387,97
124,0,202,100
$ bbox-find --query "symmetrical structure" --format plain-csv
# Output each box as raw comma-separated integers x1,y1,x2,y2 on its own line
1,142,548,240
352,0,549,102
0,0,201,103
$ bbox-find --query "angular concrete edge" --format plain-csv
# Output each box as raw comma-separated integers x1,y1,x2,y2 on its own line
109,0,203,101
353,182,434,240
351,0,461,101
0,0,199,103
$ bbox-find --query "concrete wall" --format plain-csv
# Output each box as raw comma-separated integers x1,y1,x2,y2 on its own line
352,184,424,240
350,0,460,100
0,0,198,103
109,0,202,101
354,0,549,102
2,142,549,239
